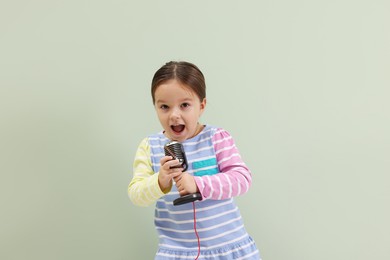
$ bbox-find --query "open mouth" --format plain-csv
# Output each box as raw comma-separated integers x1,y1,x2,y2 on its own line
171,124,185,134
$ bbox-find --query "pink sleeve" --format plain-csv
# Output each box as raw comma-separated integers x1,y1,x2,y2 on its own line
194,129,252,200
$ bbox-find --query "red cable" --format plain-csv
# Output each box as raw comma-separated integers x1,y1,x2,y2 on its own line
193,201,201,260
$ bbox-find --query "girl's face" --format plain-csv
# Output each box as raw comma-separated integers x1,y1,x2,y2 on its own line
154,79,206,142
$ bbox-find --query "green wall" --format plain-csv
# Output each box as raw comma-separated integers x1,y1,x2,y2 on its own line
1,1,389,259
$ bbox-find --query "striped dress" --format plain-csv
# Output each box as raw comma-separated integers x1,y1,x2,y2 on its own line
129,125,261,259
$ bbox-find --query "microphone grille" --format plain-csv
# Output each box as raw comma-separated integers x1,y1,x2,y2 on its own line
164,141,184,160
164,141,187,171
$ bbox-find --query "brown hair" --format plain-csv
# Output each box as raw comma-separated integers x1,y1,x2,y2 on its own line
151,61,206,104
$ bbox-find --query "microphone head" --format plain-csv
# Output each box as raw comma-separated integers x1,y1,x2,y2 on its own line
164,141,188,171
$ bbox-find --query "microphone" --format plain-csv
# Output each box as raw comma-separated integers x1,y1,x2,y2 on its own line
164,141,202,206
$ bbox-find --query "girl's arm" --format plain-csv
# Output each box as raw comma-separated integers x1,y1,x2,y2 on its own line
128,138,168,207
194,129,252,200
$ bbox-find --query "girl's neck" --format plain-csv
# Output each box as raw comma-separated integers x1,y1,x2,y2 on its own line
190,123,204,139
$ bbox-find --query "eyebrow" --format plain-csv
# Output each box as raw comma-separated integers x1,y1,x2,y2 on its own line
155,99,166,104
155,97,194,104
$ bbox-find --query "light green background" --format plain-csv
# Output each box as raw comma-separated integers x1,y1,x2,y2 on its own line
1,1,389,259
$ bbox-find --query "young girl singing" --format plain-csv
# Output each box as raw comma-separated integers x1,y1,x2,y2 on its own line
128,61,261,259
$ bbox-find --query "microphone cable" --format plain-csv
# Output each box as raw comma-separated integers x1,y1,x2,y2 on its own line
192,201,201,259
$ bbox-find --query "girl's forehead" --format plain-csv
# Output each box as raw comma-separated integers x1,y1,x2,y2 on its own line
155,80,196,97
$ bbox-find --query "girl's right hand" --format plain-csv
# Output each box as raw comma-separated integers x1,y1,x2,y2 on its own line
158,156,183,192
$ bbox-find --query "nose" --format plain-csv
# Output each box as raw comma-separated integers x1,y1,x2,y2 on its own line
170,107,181,120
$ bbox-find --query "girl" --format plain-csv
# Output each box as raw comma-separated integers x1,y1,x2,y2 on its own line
128,61,261,259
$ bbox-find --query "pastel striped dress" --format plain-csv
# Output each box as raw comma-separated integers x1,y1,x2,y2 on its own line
129,125,261,259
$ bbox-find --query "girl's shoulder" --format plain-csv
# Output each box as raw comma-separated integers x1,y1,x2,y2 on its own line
204,125,233,138
145,131,168,144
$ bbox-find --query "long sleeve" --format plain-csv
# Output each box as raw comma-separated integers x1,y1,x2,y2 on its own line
194,129,252,200
128,138,167,207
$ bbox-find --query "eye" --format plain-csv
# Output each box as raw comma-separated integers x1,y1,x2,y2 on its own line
181,102,190,108
160,104,169,110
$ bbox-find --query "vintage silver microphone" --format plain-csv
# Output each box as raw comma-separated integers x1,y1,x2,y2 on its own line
164,141,202,206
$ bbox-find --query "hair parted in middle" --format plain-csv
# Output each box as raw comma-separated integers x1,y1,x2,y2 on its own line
151,61,206,104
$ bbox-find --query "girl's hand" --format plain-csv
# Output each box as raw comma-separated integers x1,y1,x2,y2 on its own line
158,156,183,192
174,172,199,196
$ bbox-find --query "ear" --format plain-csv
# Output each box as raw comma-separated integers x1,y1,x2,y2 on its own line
199,98,207,115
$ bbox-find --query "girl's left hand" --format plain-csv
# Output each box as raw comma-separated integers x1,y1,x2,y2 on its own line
174,172,199,196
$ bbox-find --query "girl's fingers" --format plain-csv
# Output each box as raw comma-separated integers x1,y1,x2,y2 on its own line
167,160,182,169
171,171,182,179
160,156,173,165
